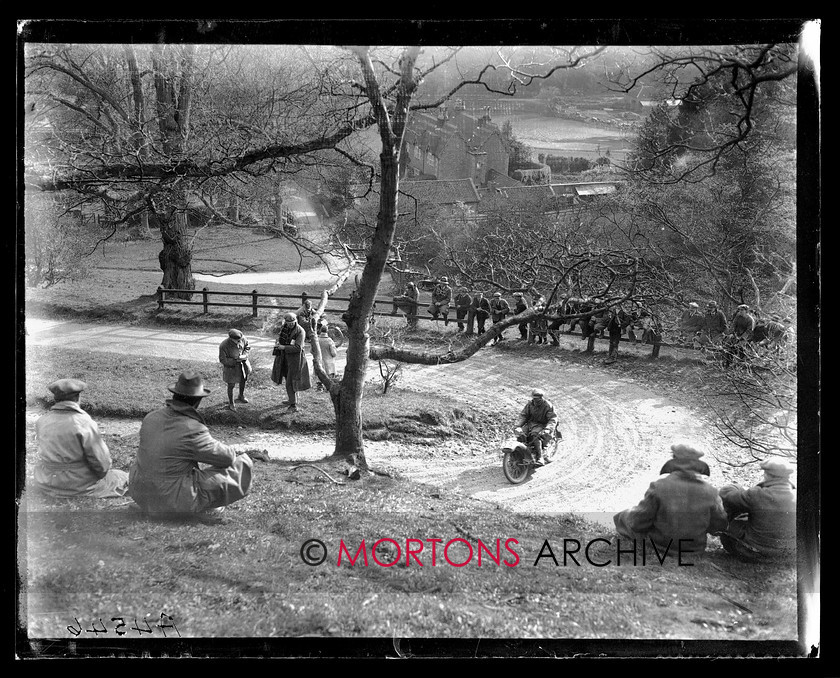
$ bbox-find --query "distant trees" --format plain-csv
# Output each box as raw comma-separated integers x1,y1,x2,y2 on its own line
24,44,369,298
539,154,594,175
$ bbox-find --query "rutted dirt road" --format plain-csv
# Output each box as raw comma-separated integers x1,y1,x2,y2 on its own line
25,319,731,529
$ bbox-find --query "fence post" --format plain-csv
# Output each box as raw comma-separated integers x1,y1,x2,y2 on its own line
202,288,209,314
157,286,164,310
252,290,259,318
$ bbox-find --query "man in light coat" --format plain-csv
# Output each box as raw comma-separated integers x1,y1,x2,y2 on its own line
129,371,259,523
218,328,252,411
614,447,729,557
272,312,312,411
33,379,129,498
718,458,796,561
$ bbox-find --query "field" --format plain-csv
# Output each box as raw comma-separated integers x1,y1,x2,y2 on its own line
494,113,635,163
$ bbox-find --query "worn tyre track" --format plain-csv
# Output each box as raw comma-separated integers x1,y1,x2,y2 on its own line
390,345,717,527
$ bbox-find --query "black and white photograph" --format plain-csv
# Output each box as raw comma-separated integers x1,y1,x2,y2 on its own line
16,18,821,660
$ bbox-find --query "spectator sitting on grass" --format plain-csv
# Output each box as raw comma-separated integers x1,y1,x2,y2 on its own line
33,379,129,499
129,371,266,525
717,458,796,562
614,445,728,558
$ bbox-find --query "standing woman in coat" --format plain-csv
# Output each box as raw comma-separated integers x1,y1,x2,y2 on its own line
271,312,312,411
219,328,252,411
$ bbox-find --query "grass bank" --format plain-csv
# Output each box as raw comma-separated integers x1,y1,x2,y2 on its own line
20,458,799,644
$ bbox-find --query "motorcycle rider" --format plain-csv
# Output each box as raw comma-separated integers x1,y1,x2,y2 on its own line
515,388,558,465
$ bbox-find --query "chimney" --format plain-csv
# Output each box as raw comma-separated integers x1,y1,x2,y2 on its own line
437,105,448,124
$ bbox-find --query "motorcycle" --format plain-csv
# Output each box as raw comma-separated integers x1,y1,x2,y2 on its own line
501,426,562,484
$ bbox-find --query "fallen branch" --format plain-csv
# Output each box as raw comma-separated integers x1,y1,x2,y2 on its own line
288,464,347,485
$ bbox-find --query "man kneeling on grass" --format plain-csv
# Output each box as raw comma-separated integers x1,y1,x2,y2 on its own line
129,371,266,524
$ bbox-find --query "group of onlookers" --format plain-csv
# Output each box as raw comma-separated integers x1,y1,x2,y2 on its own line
614,441,797,563
394,280,793,362
678,300,792,351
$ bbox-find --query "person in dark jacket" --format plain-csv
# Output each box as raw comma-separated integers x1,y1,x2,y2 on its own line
393,281,419,329
468,290,491,335
271,313,312,412
658,441,711,477
731,304,756,341
428,277,453,324
129,371,264,524
614,453,729,557
515,388,558,463
679,302,705,344
717,458,796,562
489,292,511,345
454,288,472,332
699,300,728,346
219,328,252,411
604,307,624,363
512,292,528,340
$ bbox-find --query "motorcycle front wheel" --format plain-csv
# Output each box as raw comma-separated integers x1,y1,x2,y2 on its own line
502,449,531,484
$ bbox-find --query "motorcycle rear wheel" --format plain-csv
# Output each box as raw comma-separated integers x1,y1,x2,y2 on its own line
502,449,531,484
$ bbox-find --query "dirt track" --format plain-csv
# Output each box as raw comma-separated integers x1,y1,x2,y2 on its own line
26,319,729,530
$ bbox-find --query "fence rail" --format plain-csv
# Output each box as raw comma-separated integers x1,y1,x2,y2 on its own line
156,286,410,320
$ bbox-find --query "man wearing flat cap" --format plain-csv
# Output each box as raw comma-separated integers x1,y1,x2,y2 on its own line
659,442,711,477
515,388,558,464
614,444,729,557
129,371,259,523
717,458,796,561
33,379,129,498
219,329,252,411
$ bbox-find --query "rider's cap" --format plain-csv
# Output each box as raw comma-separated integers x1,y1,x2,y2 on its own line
707,300,717,307
688,302,699,308
439,277,448,283
531,388,544,397
493,292,502,297
737,304,749,310
513,292,523,297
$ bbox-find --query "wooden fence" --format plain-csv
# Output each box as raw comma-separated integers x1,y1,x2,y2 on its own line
156,287,410,320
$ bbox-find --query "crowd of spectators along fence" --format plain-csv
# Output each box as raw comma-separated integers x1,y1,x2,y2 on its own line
156,286,789,360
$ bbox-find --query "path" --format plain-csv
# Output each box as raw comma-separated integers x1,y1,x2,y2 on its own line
25,318,726,529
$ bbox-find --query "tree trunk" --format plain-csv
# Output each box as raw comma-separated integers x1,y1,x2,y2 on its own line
334,328,368,461
158,208,194,299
